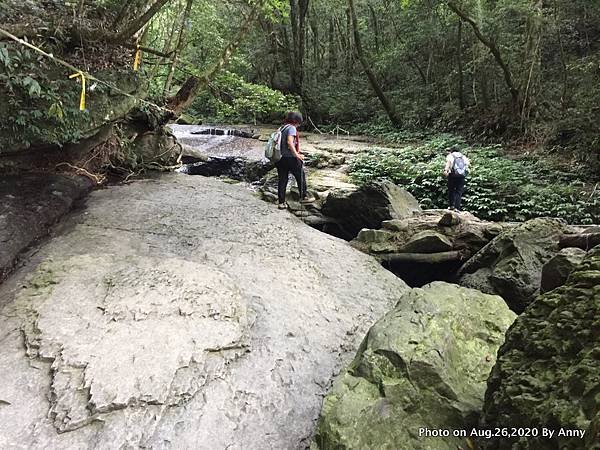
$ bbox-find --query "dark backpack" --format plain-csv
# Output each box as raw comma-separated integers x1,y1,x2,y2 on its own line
452,154,467,176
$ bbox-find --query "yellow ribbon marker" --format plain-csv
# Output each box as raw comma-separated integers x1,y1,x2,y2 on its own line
133,45,142,71
69,71,86,111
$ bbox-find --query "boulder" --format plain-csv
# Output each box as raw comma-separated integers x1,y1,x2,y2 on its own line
459,218,573,313
179,144,209,164
355,229,394,244
314,282,516,450
321,181,421,239
382,219,409,232
481,247,600,450
127,129,182,167
0,174,410,449
400,230,453,253
540,247,586,293
438,211,461,227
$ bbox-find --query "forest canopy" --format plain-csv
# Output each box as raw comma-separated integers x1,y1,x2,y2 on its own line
0,0,599,175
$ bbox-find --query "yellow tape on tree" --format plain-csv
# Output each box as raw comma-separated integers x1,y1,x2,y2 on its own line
69,71,86,110
0,26,174,114
133,46,142,71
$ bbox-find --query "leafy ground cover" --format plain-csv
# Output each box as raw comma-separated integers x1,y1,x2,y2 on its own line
348,132,599,224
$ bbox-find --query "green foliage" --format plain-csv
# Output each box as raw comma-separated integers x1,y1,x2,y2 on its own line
349,134,599,224
189,71,299,123
0,43,84,149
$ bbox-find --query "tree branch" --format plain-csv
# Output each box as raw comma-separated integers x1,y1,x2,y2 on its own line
167,2,264,114
447,1,520,108
347,0,401,126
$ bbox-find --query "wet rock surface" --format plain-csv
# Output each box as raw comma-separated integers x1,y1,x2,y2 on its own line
171,125,417,240
0,174,408,449
313,282,516,450
172,125,271,182
481,246,600,449
0,173,93,283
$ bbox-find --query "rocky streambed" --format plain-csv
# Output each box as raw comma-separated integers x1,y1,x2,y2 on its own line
0,125,597,449
170,125,599,449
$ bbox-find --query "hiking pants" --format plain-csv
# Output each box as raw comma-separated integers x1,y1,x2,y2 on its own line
276,157,307,203
448,175,466,210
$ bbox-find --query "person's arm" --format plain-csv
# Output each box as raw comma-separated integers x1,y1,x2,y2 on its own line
287,135,301,158
443,154,453,176
287,127,304,160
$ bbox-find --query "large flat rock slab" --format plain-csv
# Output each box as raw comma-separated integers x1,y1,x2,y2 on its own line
0,174,407,449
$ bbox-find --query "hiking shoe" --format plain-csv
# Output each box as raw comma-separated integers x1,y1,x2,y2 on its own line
300,195,316,204
277,203,288,210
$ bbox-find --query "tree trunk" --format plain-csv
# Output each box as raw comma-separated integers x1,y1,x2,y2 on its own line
553,0,569,110
327,16,336,75
289,0,310,94
447,1,520,110
167,4,262,114
559,233,600,250
164,0,193,97
380,251,464,264
115,0,173,42
347,0,402,126
456,19,465,109
368,3,380,53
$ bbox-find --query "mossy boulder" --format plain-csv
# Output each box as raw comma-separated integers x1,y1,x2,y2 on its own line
313,282,516,450
481,246,600,450
459,218,573,313
540,247,586,293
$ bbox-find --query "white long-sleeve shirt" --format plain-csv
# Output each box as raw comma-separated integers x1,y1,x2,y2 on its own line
444,151,470,176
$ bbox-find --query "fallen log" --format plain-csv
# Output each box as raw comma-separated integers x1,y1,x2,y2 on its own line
380,251,463,265
559,233,600,250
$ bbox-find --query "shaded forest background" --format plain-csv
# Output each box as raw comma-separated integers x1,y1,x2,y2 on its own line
0,0,599,178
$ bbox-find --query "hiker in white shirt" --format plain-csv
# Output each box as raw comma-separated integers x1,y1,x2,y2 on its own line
443,146,470,211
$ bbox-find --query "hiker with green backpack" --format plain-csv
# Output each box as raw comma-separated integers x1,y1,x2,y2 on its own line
443,146,470,211
265,111,315,209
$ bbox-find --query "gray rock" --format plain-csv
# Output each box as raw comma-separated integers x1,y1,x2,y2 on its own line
314,282,516,450
0,173,93,283
540,247,586,293
0,174,409,449
355,228,394,244
183,156,272,182
438,211,461,227
459,218,573,313
321,181,421,239
382,219,409,232
400,230,453,253
454,230,490,253
481,247,600,450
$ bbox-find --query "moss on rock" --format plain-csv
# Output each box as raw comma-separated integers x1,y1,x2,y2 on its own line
481,246,600,450
313,282,516,450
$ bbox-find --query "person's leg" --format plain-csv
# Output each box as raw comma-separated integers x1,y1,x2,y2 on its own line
454,176,466,210
448,177,456,209
301,163,308,198
276,159,290,204
290,158,306,199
